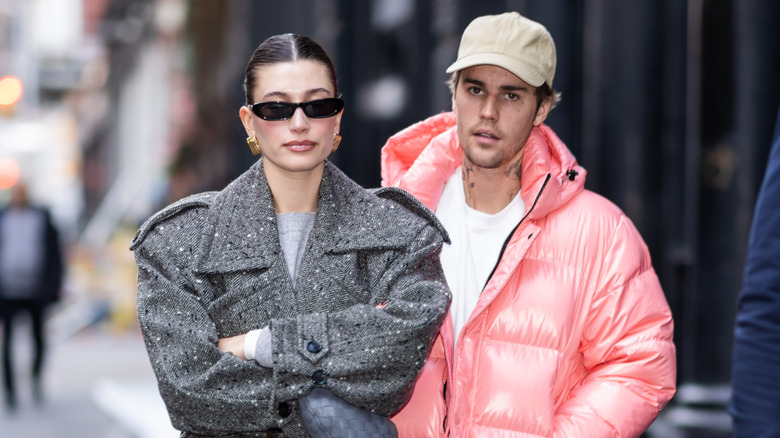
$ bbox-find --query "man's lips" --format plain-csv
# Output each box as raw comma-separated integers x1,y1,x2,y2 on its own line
474,129,499,143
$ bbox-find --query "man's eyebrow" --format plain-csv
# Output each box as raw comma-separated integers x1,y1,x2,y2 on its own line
462,78,485,88
499,84,529,92
462,77,529,93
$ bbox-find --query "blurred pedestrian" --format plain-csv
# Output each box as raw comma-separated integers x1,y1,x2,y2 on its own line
381,12,676,437
730,105,780,437
131,33,450,437
0,181,64,411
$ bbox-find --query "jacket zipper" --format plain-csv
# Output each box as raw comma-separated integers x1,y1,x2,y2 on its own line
442,380,447,433
450,172,556,435
481,173,552,291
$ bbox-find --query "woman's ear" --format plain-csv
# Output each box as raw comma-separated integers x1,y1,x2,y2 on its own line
334,108,344,132
239,106,254,136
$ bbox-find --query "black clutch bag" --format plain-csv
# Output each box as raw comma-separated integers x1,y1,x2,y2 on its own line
298,388,398,438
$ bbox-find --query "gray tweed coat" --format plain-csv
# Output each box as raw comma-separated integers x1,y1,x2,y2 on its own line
131,159,451,438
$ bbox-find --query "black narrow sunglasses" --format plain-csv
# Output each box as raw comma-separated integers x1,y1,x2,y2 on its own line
249,98,344,121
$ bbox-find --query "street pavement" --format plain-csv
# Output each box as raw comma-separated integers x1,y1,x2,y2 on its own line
0,319,177,438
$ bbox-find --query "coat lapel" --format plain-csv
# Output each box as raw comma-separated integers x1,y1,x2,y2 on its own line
195,160,281,274
294,163,414,313
316,163,418,254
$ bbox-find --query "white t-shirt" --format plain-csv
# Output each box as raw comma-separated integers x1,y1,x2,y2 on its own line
435,168,525,343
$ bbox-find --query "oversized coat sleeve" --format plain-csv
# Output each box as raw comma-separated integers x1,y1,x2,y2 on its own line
730,106,780,437
134,210,289,435
553,214,677,437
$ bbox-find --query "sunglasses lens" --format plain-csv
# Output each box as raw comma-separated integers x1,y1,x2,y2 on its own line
255,102,295,120
251,98,343,120
303,99,344,118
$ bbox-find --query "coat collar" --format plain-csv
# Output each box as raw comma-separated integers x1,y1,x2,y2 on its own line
195,159,413,274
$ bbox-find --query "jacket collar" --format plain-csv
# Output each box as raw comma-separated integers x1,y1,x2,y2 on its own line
196,159,412,274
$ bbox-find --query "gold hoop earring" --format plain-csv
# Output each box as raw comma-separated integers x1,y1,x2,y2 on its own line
332,133,342,152
246,135,262,155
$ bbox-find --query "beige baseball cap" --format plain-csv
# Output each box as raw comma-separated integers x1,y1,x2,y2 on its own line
446,12,556,89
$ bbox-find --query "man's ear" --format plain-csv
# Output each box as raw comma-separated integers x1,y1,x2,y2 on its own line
533,97,552,127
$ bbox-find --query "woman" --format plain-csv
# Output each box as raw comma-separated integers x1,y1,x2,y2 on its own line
131,34,450,437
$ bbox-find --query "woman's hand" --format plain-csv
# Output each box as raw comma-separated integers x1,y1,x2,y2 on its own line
218,333,248,360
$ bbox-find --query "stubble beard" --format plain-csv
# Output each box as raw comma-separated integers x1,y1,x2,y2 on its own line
462,137,525,174
463,147,504,170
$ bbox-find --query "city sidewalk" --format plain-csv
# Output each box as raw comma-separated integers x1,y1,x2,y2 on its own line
0,318,177,438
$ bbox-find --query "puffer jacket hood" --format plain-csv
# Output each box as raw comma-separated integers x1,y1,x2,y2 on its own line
381,112,587,222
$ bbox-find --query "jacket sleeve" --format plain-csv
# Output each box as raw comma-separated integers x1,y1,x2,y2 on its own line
553,215,676,438
134,218,305,436
729,107,780,437
269,222,451,417
43,209,64,303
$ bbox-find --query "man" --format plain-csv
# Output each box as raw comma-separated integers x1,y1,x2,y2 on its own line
730,105,780,437
0,182,64,411
381,12,676,437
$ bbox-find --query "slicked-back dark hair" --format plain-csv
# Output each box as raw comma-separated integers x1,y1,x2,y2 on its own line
243,33,338,105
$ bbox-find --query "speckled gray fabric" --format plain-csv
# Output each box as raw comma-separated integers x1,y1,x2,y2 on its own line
131,159,451,438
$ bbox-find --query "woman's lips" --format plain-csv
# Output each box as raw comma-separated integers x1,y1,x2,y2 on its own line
284,140,316,152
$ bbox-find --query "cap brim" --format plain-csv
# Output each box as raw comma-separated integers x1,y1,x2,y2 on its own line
446,53,546,88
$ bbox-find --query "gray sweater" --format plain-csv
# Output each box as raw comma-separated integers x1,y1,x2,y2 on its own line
246,212,316,367
132,160,451,437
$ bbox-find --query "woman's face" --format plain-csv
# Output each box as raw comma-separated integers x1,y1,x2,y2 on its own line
239,60,342,176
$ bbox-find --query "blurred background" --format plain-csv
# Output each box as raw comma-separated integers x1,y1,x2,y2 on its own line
0,0,778,437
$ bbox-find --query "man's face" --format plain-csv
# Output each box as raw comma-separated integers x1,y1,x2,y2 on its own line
453,65,550,172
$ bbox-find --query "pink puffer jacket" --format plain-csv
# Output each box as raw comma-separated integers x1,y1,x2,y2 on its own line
381,112,676,437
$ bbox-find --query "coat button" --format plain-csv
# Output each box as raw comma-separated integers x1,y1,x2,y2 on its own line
312,369,327,385
307,341,322,353
277,401,291,417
